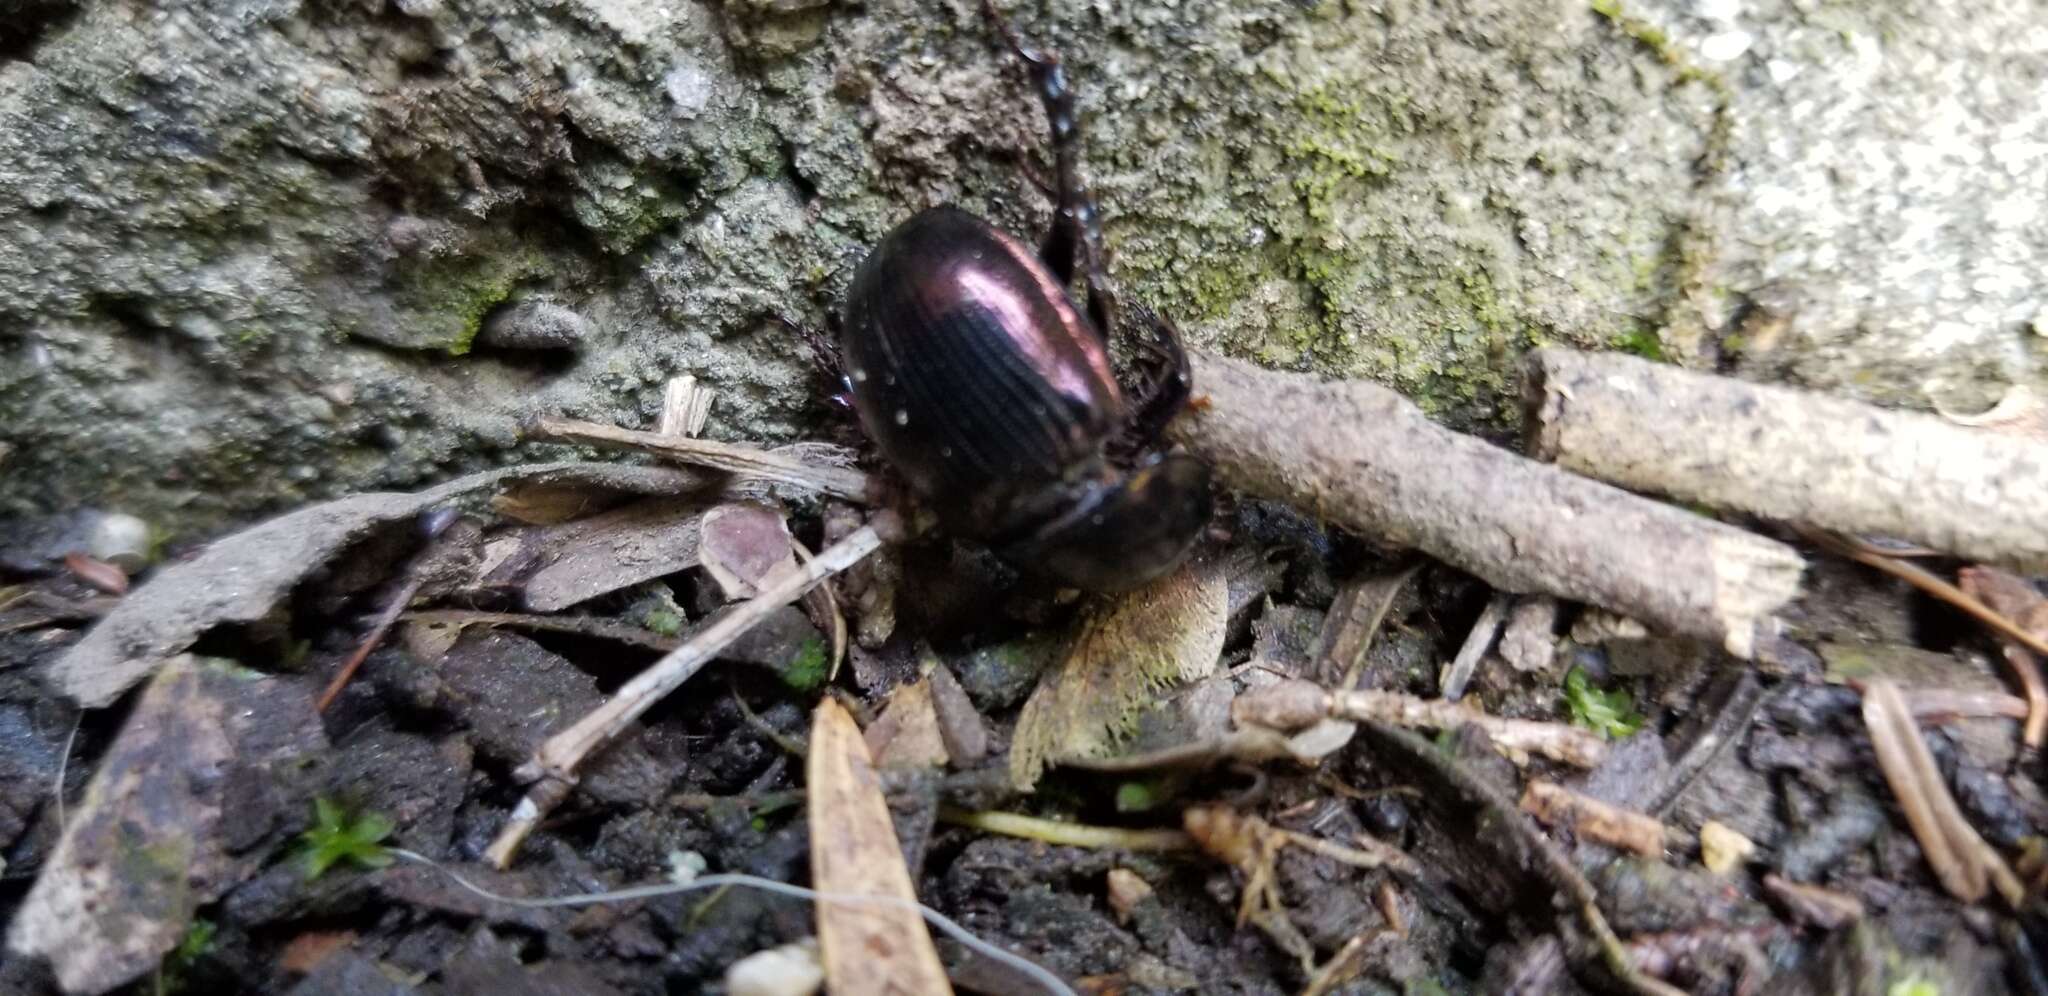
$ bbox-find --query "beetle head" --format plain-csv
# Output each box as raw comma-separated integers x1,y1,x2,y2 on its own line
1000,452,1212,592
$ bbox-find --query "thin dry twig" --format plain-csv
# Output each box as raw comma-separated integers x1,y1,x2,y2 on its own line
1860,679,2024,907
525,415,875,502
1804,527,2048,747
1441,591,1511,701
485,521,891,868
1956,565,2048,748
1520,780,1667,857
401,609,680,651
937,807,1194,852
1233,679,1609,768
315,573,426,714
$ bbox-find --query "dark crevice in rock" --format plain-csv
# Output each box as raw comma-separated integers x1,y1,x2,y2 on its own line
778,138,818,206
0,0,78,65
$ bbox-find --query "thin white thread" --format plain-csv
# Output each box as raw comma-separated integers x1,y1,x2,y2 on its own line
389,849,1077,996
53,710,84,831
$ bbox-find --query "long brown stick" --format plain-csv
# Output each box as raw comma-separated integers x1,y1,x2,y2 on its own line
1171,351,1805,659
1527,347,2048,572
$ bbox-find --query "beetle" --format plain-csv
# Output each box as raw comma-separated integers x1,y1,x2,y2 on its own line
836,3,1212,592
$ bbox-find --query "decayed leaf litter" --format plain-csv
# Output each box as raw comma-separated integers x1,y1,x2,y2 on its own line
2,356,2047,996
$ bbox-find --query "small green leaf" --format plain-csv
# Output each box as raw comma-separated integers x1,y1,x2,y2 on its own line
643,607,684,637
779,637,829,692
1563,666,1644,740
1114,779,1167,813
298,798,396,879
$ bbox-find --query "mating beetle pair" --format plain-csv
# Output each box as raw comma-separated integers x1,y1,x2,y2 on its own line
834,4,1212,592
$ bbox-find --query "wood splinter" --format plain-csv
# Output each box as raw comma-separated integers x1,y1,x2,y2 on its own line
485,520,892,868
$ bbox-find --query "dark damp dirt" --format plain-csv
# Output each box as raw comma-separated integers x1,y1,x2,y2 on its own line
1,501,2045,996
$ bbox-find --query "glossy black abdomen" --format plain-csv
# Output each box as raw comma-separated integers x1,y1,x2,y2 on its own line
841,207,1123,538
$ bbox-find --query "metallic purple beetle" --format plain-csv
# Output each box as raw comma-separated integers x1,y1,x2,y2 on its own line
837,5,1211,592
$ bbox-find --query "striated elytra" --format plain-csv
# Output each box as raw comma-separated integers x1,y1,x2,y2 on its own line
835,4,1212,592
840,207,1211,592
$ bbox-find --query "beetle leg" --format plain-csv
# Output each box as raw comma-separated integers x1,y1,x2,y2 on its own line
982,0,1118,343
773,312,856,409
1115,305,1195,455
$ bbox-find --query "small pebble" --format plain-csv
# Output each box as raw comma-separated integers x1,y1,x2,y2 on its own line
85,511,153,572
479,298,591,351
725,938,824,996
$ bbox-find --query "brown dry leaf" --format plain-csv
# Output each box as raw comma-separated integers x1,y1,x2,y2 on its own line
927,663,989,766
1009,560,1229,791
278,930,358,975
806,698,953,995
507,496,713,612
62,553,128,596
864,678,950,770
51,462,703,708
700,503,800,601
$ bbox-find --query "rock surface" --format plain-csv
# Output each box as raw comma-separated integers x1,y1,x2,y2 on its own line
2,0,2041,530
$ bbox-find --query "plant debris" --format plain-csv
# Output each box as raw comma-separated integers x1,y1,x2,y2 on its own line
1008,559,1228,790
806,698,952,994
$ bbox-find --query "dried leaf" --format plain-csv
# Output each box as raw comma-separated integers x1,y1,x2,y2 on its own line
807,699,953,995
278,930,358,975
700,503,800,601
62,553,128,596
511,496,713,612
52,462,703,708
926,664,989,766
1009,560,1228,791
864,678,950,770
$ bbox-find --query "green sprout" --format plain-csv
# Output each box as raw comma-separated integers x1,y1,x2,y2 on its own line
297,797,395,878
642,606,684,637
779,637,829,692
1563,666,1644,739
154,918,215,995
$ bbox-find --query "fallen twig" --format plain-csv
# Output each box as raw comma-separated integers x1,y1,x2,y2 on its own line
1352,720,1685,996
401,609,680,651
937,807,1194,852
1956,566,2048,748
314,572,422,714
1234,679,1610,768
1441,591,1511,701
1860,679,2023,906
525,415,876,503
1644,669,1765,816
1804,528,2048,748
1526,347,2048,572
1172,351,1804,658
1520,780,1667,858
486,520,892,868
